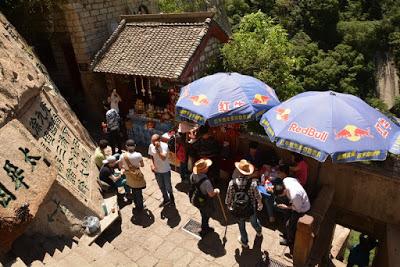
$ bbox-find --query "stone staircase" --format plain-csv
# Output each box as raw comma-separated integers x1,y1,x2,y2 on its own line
6,238,118,267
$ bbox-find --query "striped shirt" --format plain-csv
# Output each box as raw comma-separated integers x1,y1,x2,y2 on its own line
225,176,262,210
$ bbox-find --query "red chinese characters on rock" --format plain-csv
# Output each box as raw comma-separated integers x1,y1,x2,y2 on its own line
375,118,391,139
288,122,329,142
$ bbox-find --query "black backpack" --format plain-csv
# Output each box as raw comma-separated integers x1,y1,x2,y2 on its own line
189,175,208,208
230,179,254,219
167,134,176,153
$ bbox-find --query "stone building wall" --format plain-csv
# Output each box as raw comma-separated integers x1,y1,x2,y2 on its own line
0,13,103,255
58,0,158,120
189,36,222,82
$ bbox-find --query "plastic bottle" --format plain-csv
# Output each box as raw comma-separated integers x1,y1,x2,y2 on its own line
102,203,108,216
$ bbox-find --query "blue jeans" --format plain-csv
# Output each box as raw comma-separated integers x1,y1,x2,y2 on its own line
238,213,262,245
180,161,189,181
132,188,144,209
262,194,275,219
155,171,174,202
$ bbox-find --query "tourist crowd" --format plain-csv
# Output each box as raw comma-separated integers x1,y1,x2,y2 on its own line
94,104,311,254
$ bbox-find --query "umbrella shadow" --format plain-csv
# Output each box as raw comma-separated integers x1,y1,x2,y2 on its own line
234,236,270,266
160,204,181,228
130,208,155,228
197,231,226,258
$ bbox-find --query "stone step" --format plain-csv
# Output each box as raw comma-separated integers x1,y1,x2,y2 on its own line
62,252,92,267
30,260,44,267
9,257,27,267
42,253,56,266
50,249,63,261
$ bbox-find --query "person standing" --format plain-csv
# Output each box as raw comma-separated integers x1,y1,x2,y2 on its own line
94,139,112,170
176,134,189,183
190,158,220,237
119,139,146,211
273,176,310,250
148,134,174,207
106,106,121,154
108,89,122,113
226,159,263,248
290,153,308,187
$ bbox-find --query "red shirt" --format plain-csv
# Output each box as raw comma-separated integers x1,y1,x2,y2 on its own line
176,143,186,162
295,160,308,187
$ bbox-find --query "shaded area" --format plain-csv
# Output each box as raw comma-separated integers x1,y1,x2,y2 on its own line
197,231,226,258
160,204,181,228
130,208,155,228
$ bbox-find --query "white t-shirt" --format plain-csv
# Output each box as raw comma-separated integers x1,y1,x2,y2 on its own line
109,94,121,112
119,151,143,169
148,142,170,173
283,177,310,213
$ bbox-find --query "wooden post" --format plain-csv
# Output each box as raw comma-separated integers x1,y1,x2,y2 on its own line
293,215,315,267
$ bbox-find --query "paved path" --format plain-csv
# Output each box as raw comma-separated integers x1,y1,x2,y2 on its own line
96,157,293,266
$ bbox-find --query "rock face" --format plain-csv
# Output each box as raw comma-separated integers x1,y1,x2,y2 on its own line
376,52,400,109
0,13,103,255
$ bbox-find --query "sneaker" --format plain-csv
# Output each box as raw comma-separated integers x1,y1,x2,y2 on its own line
256,231,263,237
237,236,249,248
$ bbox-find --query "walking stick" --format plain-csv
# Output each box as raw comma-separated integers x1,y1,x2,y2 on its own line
217,193,228,246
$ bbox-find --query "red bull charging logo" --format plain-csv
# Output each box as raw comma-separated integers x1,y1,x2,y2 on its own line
335,125,373,142
276,108,291,122
253,94,270,105
189,94,209,106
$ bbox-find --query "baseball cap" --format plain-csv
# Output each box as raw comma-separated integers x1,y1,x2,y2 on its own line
102,155,117,165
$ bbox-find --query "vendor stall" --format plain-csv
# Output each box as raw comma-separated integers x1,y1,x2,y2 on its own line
90,12,229,148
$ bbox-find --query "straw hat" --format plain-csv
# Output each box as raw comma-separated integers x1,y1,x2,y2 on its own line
193,158,213,174
234,159,255,176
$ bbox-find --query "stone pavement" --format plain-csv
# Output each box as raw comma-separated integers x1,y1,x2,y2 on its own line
95,157,293,266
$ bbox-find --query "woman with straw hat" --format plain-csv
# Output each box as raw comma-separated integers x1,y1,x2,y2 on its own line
225,159,263,248
190,158,220,237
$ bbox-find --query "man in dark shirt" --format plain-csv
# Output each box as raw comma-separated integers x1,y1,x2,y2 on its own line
191,126,221,184
99,156,128,195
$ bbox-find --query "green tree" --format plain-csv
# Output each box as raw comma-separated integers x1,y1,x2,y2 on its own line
221,11,303,100
158,0,207,13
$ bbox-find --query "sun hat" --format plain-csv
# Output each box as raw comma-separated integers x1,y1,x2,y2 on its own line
193,158,213,174
102,155,117,165
234,159,255,176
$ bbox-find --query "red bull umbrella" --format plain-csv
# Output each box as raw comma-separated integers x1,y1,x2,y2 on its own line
260,91,400,163
175,72,280,126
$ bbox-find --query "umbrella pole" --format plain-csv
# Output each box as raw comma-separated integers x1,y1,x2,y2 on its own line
217,193,228,245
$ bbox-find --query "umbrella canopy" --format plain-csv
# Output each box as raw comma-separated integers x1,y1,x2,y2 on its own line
175,72,280,126
260,91,400,162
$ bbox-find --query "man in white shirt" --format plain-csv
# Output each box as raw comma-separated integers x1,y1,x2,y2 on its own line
148,134,174,207
273,167,310,250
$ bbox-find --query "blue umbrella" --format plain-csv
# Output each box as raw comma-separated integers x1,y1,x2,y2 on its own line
175,72,280,126
259,91,400,162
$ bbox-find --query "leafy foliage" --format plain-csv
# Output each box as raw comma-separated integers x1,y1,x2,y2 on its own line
221,12,303,100
158,0,207,13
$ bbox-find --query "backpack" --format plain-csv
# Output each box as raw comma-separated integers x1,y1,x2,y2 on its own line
167,134,176,153
189,175,208,208
230,179,254,219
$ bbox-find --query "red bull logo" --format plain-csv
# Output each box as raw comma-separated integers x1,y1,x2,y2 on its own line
253,94,270,105
276,108,291,122
189,94,209,106
288,122,329,142
335,125,373,142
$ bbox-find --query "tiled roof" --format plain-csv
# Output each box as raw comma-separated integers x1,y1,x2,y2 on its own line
91,13,215,79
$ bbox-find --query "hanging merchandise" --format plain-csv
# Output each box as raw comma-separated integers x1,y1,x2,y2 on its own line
141,77,145,96
148,79,152,98
134,77,138,95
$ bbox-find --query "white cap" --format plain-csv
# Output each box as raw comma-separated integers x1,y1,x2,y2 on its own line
102,155,117,165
